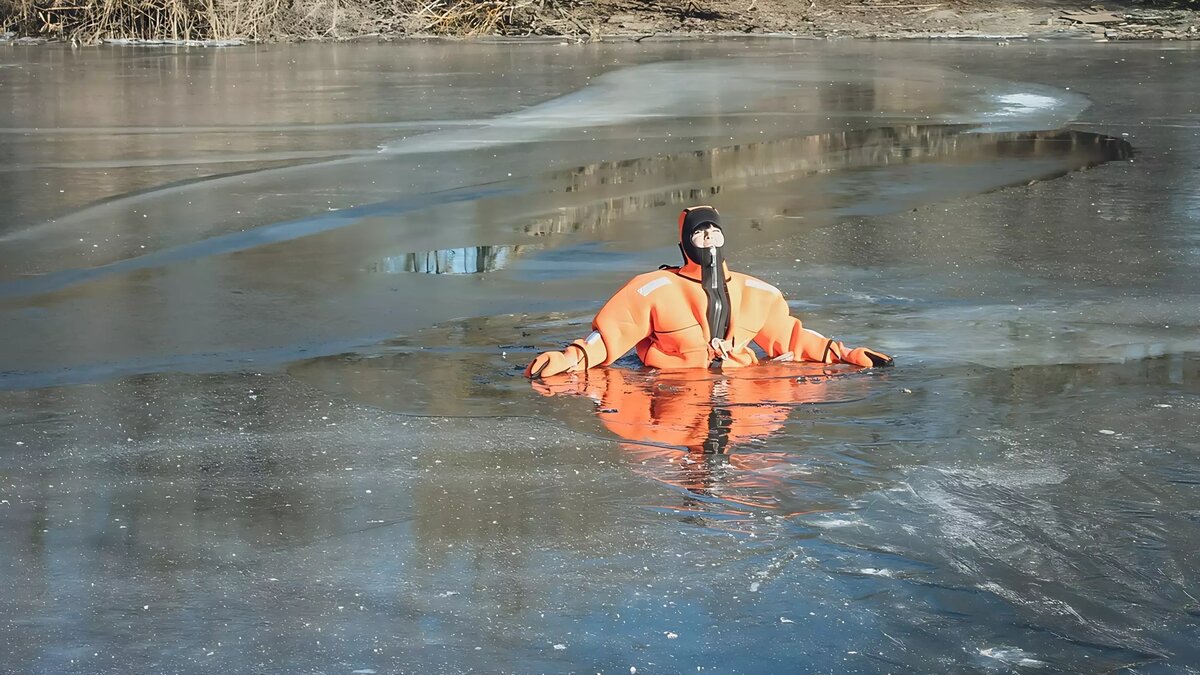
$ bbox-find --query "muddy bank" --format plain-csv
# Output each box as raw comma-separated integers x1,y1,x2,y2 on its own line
1,0,1198,44
581,0,1200,42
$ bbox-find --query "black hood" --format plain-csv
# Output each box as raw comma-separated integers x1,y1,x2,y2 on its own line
679,206,724,268
677,206,730,341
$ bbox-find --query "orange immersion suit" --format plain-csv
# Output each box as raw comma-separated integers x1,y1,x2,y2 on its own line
525,205,892,379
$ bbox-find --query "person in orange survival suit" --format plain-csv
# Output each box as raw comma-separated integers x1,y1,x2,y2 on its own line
534,365,867,510
525,205,893,378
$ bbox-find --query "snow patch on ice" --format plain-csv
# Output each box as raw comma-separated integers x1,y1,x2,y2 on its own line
806,517,863,529
979,646,1046,668
995,93,1060,115
858,568,895,577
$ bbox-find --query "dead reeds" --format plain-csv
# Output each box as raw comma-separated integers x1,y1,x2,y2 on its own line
0,0,573,42
408,0,529,35
0,0,278,41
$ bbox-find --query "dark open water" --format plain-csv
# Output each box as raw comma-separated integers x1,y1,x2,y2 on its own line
1,39,1197,673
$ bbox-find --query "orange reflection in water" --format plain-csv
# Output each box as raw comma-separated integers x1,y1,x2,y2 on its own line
533,363,872,516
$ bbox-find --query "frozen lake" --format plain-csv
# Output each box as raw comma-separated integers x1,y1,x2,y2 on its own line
1,38,1198,673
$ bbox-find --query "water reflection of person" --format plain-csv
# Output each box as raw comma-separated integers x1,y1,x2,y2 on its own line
534,365,864,511
525,205,893,379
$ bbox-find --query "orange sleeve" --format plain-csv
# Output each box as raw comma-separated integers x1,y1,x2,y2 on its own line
589,274,659,366
754,292,838,363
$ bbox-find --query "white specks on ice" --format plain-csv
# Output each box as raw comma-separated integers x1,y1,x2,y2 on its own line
352,670,377,674
749,582,760,592
1155,404,1172,408
1099,429,1117,435
665,632,678,639
978,465,1066,488
436,591,460,598
553,644,566,650
779,617,794,624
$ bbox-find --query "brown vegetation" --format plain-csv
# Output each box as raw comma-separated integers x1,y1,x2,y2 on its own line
0,0,574,42
0,0,1196,43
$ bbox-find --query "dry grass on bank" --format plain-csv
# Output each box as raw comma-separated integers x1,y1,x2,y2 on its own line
2,0,1196,43
0,0,566,43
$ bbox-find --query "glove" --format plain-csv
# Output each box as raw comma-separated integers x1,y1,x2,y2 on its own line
843,347,894,368
524,344,586,379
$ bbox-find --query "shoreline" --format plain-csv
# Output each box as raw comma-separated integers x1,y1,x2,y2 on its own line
2,1,1197,46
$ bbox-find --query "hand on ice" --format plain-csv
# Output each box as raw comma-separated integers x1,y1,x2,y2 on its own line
843,347,894,368
525,345,586,378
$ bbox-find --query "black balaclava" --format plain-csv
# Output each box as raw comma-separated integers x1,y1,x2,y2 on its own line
679,206,731,341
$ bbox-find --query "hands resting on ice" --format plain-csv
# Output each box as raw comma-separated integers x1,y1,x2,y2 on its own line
524,341,892,379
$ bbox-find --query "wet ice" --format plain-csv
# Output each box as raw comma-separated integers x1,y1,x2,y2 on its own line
1,38,1198,674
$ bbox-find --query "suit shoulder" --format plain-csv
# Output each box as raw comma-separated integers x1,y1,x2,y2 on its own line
622,269,679,298
732,272,783,296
